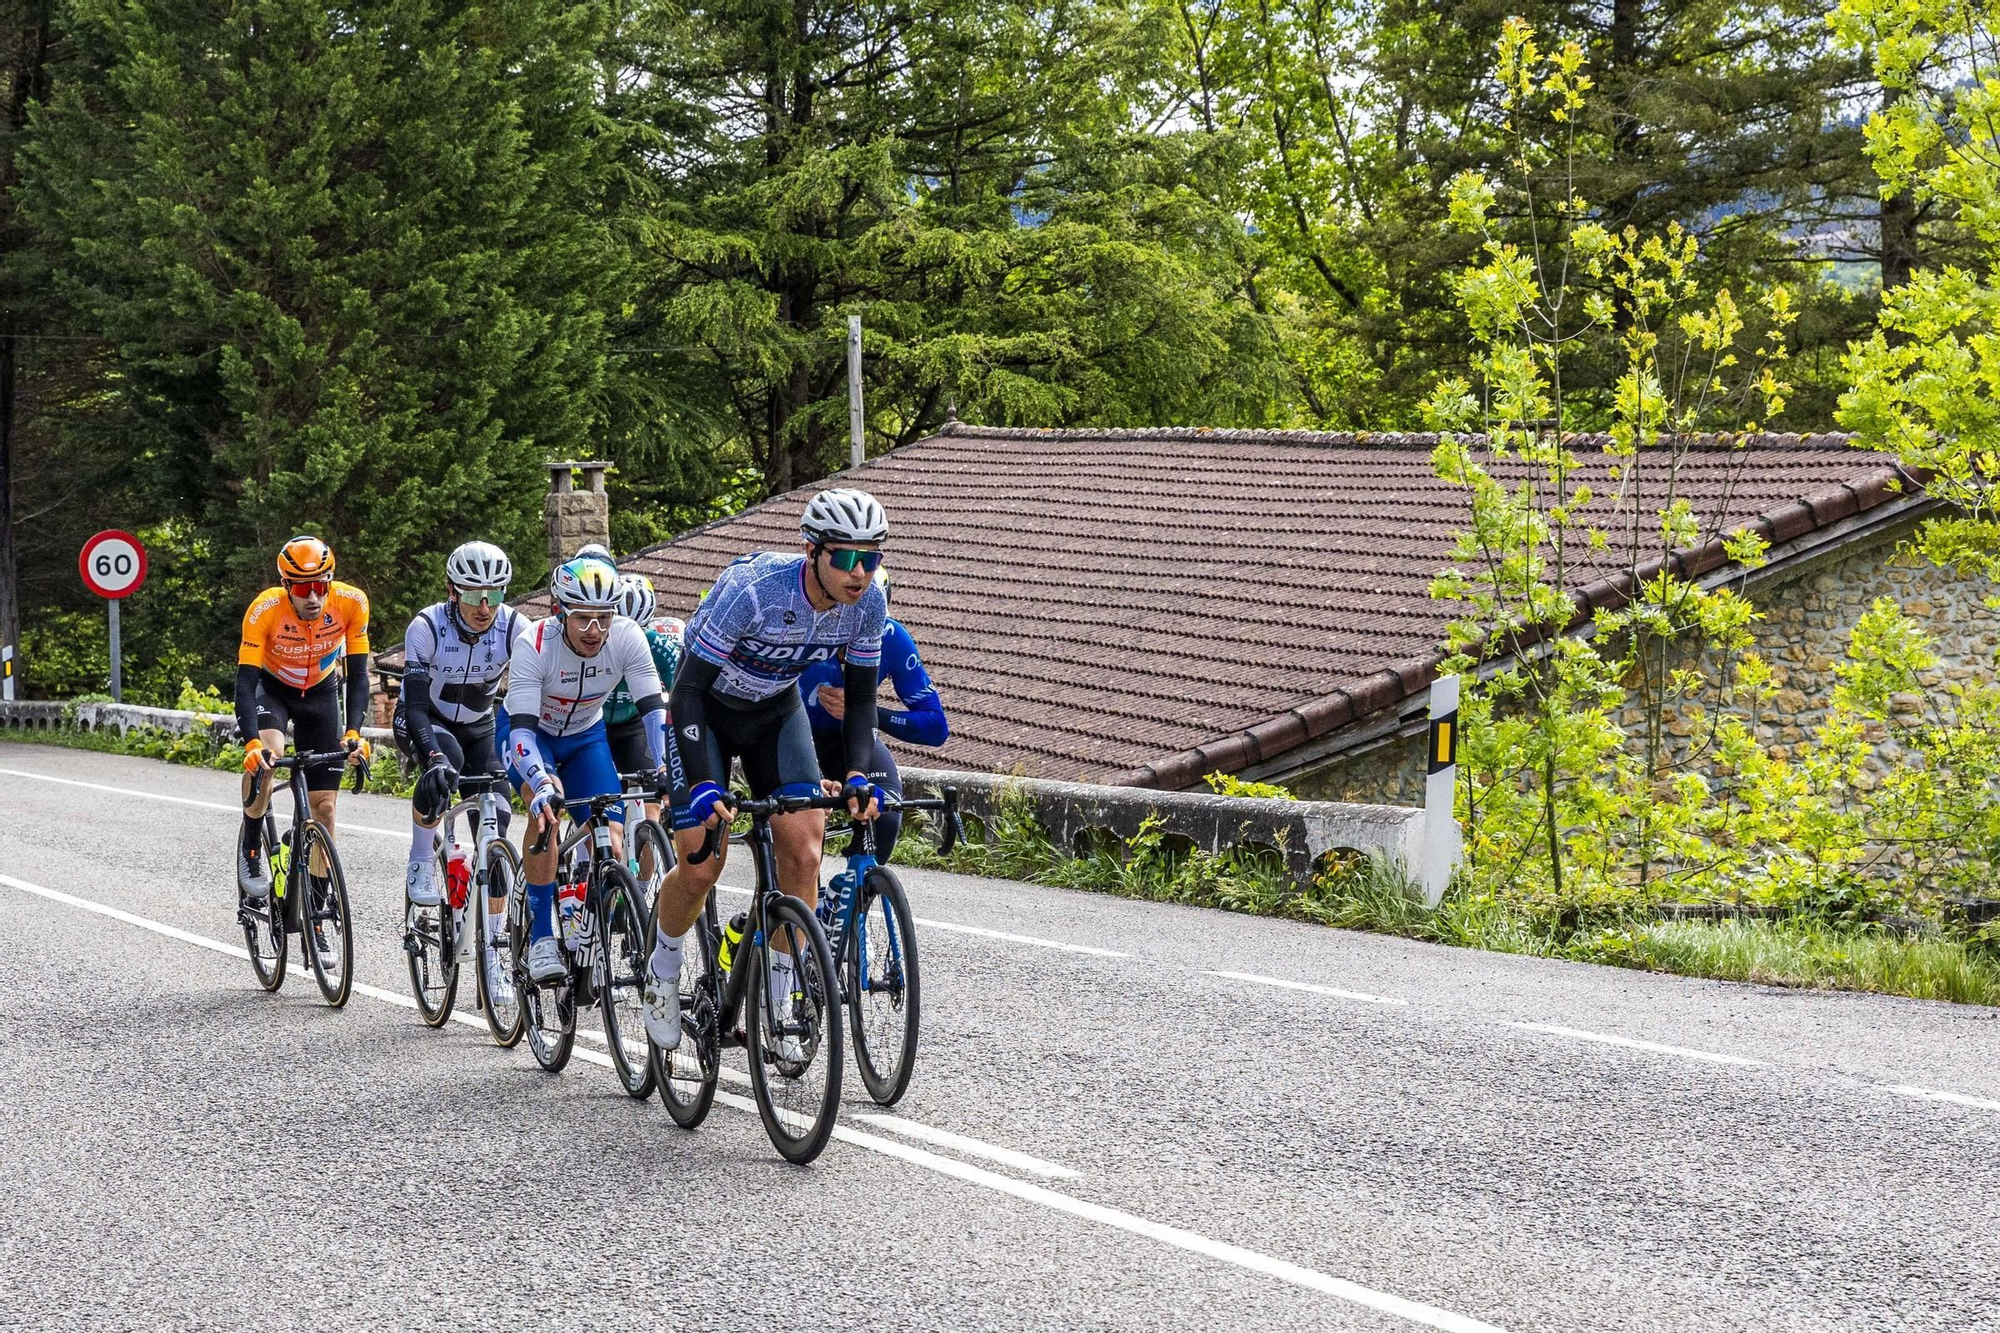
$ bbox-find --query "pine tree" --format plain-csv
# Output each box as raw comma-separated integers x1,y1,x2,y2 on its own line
24,0,622,642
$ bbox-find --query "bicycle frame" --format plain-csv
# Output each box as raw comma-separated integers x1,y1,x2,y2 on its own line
816,788,961,978
437,771,512,966
244,747,362,928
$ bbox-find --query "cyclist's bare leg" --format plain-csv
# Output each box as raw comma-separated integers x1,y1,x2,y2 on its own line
241,727,286,819
307,789,338,874
767,808,827,960
653,822,724,939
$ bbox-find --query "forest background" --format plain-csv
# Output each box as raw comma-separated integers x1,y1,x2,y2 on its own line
0,0,1976,701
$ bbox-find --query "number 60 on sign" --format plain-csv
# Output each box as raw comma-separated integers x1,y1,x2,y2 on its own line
79,530,148,599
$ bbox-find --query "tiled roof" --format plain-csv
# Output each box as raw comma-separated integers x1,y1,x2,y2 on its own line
613,424,1916,789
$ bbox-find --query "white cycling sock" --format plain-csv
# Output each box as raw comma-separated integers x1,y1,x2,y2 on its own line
649,929,681,981
409,822,435,863
767,951,796,1012
487,910,506,944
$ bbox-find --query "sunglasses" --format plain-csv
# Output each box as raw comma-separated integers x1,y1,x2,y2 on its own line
564,611,611,631
825,548,884,574
285,579,331,598
455,586,508,607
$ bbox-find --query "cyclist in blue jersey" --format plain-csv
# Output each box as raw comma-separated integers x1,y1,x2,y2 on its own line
642,488,890,1058
798,569,947,865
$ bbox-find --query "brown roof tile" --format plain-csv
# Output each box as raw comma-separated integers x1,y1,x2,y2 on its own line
396,425,1920,789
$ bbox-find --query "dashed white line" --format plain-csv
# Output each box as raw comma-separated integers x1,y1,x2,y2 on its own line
1507,1021,1767,1068
1207,969,1409,1006
1885,1084,2000,1112
852,1113,1082,1179
0,868,1502,1333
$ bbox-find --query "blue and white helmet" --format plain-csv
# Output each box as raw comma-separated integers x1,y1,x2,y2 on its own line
551,558,619,612
615,573,656,622
573,543,617,569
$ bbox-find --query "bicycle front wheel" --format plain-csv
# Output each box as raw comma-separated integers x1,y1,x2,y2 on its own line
302,823,354,1008
598,863,656,1099
745,896,842,1165
480,839,525,1048
847,866,921,1106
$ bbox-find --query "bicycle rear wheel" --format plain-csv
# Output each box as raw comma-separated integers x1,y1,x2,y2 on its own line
653,912,720,1129
241,818,286,992
745,896,842,1164
512,875,574,1073
302,823,354,1008
480,839,525,1047
628,817,674,896
404,839,458,1026
598,863,657,1099
847,866,921,1106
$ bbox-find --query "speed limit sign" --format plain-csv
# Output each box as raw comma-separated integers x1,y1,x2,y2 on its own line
79,530,148,599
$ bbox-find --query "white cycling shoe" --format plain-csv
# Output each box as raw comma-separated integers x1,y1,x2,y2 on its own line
405,858,441,906
484,944,515,1008
767,965,807,1064
643,969,682,1051
526,935,566,984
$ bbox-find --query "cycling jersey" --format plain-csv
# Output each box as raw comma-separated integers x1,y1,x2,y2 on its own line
238,582,370,690
799,617,947,747
505,615,662,738
685,552,885,703
605,617,686,726
401,602,524,725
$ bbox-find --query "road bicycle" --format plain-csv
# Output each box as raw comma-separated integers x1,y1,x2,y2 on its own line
401,769,524,1045
237,747,364,1007
510,785,657,1098
814,787,961,1106
651,791,855,1165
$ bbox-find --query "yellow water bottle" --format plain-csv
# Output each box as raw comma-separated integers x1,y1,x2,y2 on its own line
717,912,747,974
271,841,292,899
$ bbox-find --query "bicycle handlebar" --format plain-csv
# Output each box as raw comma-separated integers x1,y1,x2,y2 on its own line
686,785,962,865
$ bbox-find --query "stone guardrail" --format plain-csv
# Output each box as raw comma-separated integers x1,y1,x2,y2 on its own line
2,700,1431,884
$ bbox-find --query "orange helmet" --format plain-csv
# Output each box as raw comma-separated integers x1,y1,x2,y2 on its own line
277,536,335,580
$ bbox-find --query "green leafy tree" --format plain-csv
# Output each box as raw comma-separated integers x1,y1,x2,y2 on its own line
22,0,624,650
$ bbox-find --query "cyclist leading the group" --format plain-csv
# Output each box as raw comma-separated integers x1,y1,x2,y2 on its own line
234,537,372,958
505,558,674,985
393,540,523,1006
645,487,891,1056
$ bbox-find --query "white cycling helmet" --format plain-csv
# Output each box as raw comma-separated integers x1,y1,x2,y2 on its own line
615,573,656,623
573,542,616,569
551,558,620,612
445,540,512,590
801,488,889,544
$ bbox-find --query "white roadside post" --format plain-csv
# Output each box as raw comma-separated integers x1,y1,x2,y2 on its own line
1421,674,1462,907
2,643,12,701
847,314,865,470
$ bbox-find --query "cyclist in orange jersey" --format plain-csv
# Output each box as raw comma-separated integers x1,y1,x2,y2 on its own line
233,537,373,950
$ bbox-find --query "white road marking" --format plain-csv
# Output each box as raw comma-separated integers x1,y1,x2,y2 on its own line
1207,969,1409,1007
852,1114,1082,1179
1507,1021,1767,1068
0,868,1504,1333
1885,1084,2000,1112
0,766,406,839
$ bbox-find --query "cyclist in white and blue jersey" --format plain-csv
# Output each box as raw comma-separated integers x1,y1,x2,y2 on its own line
641,488,890,1056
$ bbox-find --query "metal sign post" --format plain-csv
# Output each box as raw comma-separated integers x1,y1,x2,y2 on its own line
78,529,148,704
1421,674,1463,907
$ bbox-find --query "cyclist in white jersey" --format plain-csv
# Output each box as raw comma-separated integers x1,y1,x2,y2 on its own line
394,541,524,1004
505,559,673,984
642,487,890,1056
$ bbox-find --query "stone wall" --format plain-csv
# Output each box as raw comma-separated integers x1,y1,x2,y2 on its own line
1285,523,2000,803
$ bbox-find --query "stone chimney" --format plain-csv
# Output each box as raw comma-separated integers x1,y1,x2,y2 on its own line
545,461,613,569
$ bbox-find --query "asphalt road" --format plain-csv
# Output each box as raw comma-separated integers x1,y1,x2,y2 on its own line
1,741,1995,1331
